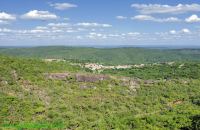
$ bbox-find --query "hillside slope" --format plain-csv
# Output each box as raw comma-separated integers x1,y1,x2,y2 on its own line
0,55,199,129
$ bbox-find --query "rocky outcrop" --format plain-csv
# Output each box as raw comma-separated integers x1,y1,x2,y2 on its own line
76,74,109,82
120,77,141,91
11,70,18,81
144,80,157,85
20,80,50,106
44,73,70,80
44,72,110,82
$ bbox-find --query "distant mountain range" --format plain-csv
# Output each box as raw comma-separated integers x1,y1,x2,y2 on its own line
0,46,200,65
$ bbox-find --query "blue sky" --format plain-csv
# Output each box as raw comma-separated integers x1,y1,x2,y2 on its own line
0,0,200,46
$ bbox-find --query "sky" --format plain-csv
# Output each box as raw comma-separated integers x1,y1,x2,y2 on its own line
0,0,200,46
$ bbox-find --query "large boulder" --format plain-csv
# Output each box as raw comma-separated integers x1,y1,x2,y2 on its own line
76,74,109,82
44,73,70,80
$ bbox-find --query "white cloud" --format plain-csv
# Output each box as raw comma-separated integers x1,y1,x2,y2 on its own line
131,4,200,14
85,32,144,40
181,28,191,33
0,28,12,33
169,28,191,35
131,15,154,21
48,23,70,28
127,32,140,35
185,14,200,23
76,23,112,27
1,26,199,45
89,32,103,37
155,29,196,42
169,30,177,34
0,12,16,20
21,10,58,20
116,16,127,20
2,22,112,39
131,15,181,22
35,26,48,30
87,32,107,39
29,29,50,33
0,12,16,24
0,20,8,24
50,3,77,10
108,34,121,37
163,17,181,22
47,22,112,29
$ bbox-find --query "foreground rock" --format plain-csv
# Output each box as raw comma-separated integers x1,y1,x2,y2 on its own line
44,73,70,80
44,72,110,83
120,77,141,91
76,74,110,82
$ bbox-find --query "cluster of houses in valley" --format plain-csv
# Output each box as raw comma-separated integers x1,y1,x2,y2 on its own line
43,58,145,71
84,63,145,71
82,62,179,71
43,58,179,71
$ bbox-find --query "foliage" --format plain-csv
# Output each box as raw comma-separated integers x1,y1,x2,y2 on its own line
102,62,200,79
0,55,199,129
1,47,200,65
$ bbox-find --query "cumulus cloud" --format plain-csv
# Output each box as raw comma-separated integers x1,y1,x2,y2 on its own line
169,30,177,34
48,23,71,28
185,14,200,23
1,26,199,45
85,32,144,40
0,21,112,39
181,28,191,33
21,10,58,20
0,12,16,24
0,28,12,33
76,23,112,27
163,17,182,22
132,15,154,21
116,16,127,20
0,12,16,20
127,32,140,35
50,3,77,10
46,22,112,29
169,28,191,35
131,4,200,14
87,32,106,39
131,15,181,22
35,26,48,30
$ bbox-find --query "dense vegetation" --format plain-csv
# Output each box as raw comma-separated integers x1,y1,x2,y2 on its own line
0,55,199,129
1,46,200,65
101,62,200,79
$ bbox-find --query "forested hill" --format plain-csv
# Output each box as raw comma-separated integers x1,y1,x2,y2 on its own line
0,46,200,65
